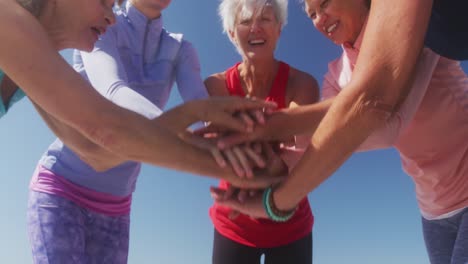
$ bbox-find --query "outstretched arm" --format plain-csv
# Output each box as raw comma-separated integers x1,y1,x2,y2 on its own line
0,0,277,187
273,0,434,210
214,0,436,218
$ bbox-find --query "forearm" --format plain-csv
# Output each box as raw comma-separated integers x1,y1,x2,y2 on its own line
273,0,434,209
0,2,197,168
266,99,331,140
0,1,138,148
32,102,127,171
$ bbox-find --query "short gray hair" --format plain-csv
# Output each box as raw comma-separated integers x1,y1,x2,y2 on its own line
218,0,288,38
16,0,47,17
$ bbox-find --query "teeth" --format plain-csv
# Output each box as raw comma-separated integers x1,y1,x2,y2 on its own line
326,23,337,33
249,39,265,45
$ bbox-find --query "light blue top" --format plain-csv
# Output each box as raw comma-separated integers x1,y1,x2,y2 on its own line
0,70,26,119
39,2,208,197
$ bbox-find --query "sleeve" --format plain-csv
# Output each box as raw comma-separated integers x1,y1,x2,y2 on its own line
174,41,209,102
357,48,440,151
174,41,208,129
321,70,341,101
77,29,163,120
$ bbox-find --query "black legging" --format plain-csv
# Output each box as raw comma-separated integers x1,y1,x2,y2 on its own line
212,229,313,264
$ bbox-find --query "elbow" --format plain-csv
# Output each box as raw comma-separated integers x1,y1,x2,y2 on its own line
78,116,125,153
352,92,397,131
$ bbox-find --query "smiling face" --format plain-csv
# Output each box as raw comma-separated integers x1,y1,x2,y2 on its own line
304,0,369,45
230,3,282,60
43,0,116,51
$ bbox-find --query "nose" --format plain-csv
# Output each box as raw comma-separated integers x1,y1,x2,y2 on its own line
314,12,328,30
250,19,262,33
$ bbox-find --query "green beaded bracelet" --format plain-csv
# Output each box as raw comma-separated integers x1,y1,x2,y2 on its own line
262,187,296,222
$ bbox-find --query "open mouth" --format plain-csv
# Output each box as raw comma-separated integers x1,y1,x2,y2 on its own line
91,26,105,36
248,39,266,46
325,22,339,34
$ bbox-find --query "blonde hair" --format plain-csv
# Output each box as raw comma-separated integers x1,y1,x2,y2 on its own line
16,0,47,17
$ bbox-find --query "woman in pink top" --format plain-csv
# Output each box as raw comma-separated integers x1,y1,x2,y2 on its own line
214,0,468,263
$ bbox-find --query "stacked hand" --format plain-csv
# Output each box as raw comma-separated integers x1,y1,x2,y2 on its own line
185,102,293,220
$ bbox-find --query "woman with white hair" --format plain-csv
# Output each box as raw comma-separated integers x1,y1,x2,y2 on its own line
206,0,319,263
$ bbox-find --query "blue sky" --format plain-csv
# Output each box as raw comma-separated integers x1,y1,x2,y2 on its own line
1,1,467,263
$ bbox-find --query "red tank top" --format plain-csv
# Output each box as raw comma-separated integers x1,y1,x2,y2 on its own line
209,62,314,248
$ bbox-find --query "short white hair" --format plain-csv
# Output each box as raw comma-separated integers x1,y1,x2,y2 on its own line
218,0,288,40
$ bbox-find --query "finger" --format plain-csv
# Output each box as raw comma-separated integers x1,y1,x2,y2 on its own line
251,142,262,154
249,109,265,125
179,132,213,149
237,189,249,203
234,174,285,189
237,111,255,131
210,186,227,201
205,98,276,133
210,148,227,168
224,149,245,178
180,133,228,168
192,125,225,136
224,184,237,200
243,145,266,168
262,142,275,159
232,146,253,178
208,112,254,133
215,198,243,211
228,210,241,220
217,133,254,149
229,97,277,112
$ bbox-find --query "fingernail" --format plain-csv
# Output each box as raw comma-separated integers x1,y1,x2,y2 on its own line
218,160,226,167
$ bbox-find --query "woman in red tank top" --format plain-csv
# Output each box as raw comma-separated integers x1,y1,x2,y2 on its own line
205,0,320,263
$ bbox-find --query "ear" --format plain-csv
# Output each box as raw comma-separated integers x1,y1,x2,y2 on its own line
228,30,237,43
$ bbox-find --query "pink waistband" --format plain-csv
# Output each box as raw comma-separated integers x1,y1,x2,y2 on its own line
30,166,132,216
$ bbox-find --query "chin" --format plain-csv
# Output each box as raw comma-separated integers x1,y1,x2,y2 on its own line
78,40,95,53
82,46,94,52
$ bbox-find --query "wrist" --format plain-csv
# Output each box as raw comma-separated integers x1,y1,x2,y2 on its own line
263,186,297,222
183,100,202,123
272,185,299,211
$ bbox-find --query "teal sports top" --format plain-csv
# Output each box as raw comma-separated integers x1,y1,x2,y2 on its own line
0,69,26,119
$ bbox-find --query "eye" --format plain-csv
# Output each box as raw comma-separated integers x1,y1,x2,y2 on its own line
239,19,251,25
320,0,330,9
103,0,115,9
309,12,317,20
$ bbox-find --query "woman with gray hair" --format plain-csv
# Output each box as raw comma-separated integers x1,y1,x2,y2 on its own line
207,0,318,263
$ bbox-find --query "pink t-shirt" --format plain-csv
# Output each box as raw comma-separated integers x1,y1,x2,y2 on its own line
322,28,468,219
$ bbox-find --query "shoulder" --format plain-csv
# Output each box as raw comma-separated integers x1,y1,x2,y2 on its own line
289,66,318,86
286,65,320,105
162,30,197,55
204,72,229,96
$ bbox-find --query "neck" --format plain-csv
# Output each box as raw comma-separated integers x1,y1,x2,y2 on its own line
37,5,67,51
238,57,278,98
131,1,162,20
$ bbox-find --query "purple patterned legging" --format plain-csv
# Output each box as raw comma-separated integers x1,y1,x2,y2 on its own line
27,191,130,264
